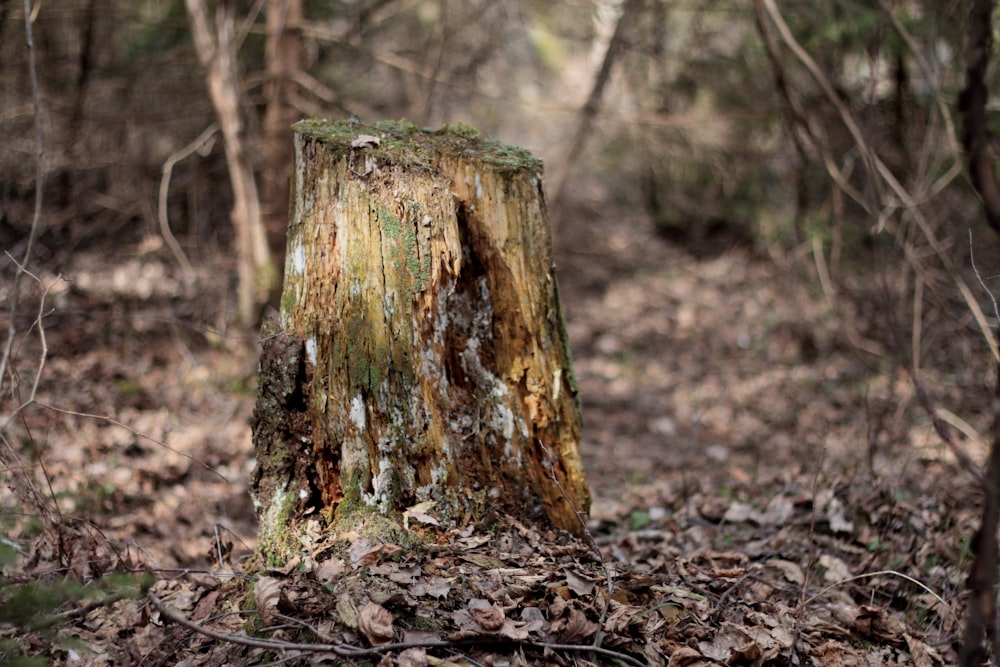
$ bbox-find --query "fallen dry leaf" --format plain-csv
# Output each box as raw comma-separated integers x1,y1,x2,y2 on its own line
349,537,389,566
468,597,505,631
819,554,852,583
192,589,221,622
397,647,428,667
768,558,805,585
404,500,440,528
903,631,943,667
553,607,598,643
411,575,452,598
253,576,283,625
667,646,710,667
315,557,345,584
358,601,395,645
564,568,599,596
603,600,643,633
698,622,760,663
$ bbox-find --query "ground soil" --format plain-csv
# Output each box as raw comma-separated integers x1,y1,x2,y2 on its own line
0,207,987,665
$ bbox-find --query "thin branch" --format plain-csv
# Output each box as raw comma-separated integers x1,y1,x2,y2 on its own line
959,0,1000,234
801,569,958,623
550,0,644,215
963,225,1000,666
758,0,1000,363
760,0,882,209
752,0,871,214
159,123,217,280
906,366,985,487
31,404,229,483
295,21,572,115
147,593,646,667
970,228,1000,326
0,259,54,418
959,367,1000,667
538,440,615,649
1,0,46,395
876,0,964,199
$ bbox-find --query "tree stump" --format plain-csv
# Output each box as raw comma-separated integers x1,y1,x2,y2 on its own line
251,120,589,560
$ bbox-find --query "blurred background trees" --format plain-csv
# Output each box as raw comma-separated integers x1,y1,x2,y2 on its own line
4,1,1000,659
0,0,995,363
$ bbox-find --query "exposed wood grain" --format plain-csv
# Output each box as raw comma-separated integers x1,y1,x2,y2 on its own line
252,121,589,557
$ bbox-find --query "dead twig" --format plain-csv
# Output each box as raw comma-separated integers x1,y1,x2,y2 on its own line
550,0,643,218
538,439,616,650
0,0,46,395
757,0,999,365
801,569,958,624
158,123,217,280
36,404,229,483
147,592,647,667
906,369,985,487
788,446,827,663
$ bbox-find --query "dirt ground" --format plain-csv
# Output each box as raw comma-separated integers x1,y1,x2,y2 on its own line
0,205,987,665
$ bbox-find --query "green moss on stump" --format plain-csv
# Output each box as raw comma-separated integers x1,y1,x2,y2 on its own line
293,118,543,175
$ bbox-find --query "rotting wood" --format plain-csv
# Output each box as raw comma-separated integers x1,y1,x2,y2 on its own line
251,120,589,560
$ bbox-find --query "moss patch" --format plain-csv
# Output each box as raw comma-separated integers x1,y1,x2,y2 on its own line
293,118,543,175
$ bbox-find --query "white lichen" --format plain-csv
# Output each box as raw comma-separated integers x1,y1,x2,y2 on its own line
350,394,366,430
291,242,306,277
260,481,292,542
305,336,318,367
364,457,394,512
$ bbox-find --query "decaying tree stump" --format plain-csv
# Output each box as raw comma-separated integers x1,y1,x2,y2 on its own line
251,120,589,560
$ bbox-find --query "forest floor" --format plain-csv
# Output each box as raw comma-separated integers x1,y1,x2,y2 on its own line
0,206,987,665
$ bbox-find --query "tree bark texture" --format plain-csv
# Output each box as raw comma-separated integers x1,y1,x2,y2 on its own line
261,0,303,265
185,0,277,327
960,0,1000,236
251,120,590,557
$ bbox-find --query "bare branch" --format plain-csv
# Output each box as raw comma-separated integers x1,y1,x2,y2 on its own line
1,0,47,395
959,365,1000,667
159,123,217,280
148,591,648,667
185,0,275,327
757,0,1000,363
550,0,644,216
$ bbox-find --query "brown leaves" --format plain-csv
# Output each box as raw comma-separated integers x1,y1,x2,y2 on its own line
358,602,395,645
451,598,542,641
468,598,505,631
253,576,285,625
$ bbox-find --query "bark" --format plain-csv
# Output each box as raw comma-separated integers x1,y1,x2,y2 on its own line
184,0,277,327
251,120,589,559
261,0,304,266
958,4,1000,662
959,365,1000,667
960,0,1000,235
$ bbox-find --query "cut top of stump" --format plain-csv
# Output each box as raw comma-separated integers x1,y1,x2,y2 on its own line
293,118,544,176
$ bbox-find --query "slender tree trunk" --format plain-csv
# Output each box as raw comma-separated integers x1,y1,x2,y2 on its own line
959,1,1000,664
251,121,590,560
960,0,1000,235
262,0,304,268
185,0,277,326
550,0,643,217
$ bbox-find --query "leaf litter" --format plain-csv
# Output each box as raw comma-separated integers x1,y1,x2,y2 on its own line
0,210,988,664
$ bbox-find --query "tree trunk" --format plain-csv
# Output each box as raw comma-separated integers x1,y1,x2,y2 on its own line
184,0,277,327
261,0,303,268
251,120,589,560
